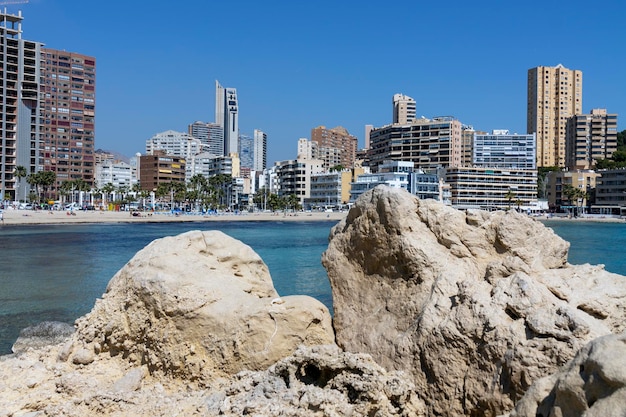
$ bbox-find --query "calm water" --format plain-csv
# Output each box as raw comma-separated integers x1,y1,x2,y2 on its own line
0,219,625,354
0,220,335,354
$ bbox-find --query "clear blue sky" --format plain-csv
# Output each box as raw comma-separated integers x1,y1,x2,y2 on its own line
11,0,625,164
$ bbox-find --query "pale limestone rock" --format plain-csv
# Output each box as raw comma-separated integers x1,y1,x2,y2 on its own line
73,230,335,382
322,186,626,417
510,332,626,417
205,344,425,416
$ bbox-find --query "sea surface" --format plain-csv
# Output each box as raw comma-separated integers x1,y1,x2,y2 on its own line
1,219,625,354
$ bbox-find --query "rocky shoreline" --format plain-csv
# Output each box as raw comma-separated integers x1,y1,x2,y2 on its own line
2,186,625,416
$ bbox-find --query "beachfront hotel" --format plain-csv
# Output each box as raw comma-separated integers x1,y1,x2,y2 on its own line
1,9,41,202
0,9,95,201
527,64,582,168
41,48,96,193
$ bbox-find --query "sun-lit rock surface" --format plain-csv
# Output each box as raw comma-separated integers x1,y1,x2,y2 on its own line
73,230,335,381
322,186,626,416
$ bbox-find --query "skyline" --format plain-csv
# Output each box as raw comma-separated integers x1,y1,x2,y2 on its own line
9,0,625,165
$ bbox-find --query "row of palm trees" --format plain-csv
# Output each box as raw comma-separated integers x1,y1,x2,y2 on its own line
252,188,300,212
13,166,301,213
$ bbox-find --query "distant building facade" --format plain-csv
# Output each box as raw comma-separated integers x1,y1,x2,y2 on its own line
594,169,626,209
253,129,267,172
368,116,463,171
565,109,618,170
446,167,537,210
95,160,134,189
274,158,324,205
238,134,253,170
145,130,202,160
392,93,416,124
188,121,223,156
473,130,536,170
138,151,186,191
350,160,413,202
311,126,358,170
0,9,41,201
215,80,239,156
41,48,96,192
527,64,582,168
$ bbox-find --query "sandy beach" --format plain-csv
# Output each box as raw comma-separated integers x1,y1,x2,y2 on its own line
0,208,348,226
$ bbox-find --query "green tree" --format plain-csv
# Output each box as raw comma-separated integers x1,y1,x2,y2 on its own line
101,183,116,207
13,165,27,202
39,171,56,202
504,189,516,211
286,194,300,211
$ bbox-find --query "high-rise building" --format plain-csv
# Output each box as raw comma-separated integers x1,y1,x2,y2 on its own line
369,116,464,171
392,93,416,124
215,80,239,156
188,121,223,156
310,125,358,170
527,64,582,168
1,10,95,201
565,108,618,170
473,130,536,170
41,48,96,191
253,129,267,171
0,9,42,201
238,133,253,170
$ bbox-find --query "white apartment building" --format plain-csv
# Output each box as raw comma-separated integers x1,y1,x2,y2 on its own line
273,158,324,205
146,130,202,160
350,160,413,202
253,129,267,172
95,160,135,189
473,130,536,170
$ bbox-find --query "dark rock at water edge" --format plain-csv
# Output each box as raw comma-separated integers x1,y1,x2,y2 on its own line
12,321,75,354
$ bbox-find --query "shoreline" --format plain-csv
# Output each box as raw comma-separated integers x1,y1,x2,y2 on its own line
0,209,348,226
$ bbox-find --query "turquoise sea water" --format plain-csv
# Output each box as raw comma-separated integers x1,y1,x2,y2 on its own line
0,221,335,354
0,219,624,354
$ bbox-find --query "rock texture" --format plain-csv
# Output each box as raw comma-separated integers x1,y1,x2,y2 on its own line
72,230,335,382
322,186,626,416
0,343,421,417
11,321,75,354
510,331,626,417
205,344,425,416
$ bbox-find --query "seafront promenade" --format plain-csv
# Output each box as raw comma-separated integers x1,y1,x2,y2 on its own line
0,208,347,226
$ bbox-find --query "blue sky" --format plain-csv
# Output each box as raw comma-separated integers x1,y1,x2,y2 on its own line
12,0,625,164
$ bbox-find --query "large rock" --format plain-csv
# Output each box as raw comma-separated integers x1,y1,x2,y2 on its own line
73,230,335,382
322,186,626,416
510,331,626,417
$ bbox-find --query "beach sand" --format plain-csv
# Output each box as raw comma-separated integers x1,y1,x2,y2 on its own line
0,208,348,226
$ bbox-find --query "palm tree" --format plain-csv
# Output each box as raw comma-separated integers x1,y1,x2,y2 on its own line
26,172,42,202
39,171,56,203
504,189,516,211
562,185,577,214
101,183,115,208
13,165,27,202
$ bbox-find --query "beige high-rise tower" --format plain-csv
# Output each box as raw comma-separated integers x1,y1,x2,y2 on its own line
527,64,582,167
